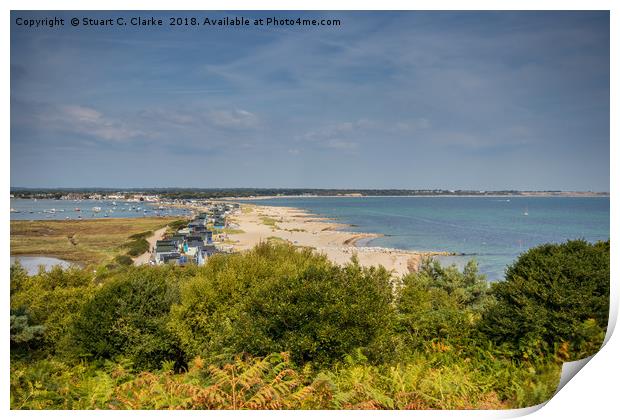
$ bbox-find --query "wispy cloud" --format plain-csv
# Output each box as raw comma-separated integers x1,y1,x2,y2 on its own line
297,117,430,152
29,103,147,142
207,109,260,129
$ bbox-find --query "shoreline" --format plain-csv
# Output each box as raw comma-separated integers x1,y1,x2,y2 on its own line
199,202,456,277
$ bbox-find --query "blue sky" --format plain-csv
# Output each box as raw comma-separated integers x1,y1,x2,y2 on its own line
10,11,609,190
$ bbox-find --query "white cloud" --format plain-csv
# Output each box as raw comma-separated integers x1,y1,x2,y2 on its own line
37,104,146,141
208,108,259,129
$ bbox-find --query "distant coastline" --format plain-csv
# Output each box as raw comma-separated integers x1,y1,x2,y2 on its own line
229,191,609,201
9,188,610,201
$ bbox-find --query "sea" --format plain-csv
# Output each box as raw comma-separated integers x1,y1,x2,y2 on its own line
10,198,192,221
247,196,610,281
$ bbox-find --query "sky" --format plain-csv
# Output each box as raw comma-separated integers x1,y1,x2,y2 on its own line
10,11,610,190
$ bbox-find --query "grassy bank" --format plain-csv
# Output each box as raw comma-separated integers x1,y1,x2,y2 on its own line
10,218,179,266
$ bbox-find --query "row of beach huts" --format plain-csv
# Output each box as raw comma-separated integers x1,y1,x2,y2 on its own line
152,203,239,266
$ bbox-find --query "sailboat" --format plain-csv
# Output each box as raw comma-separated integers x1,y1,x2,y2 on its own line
523,206,529,216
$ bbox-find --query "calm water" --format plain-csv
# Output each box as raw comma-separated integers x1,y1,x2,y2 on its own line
10,199,192,220
10,256,75,275
249,196,610,281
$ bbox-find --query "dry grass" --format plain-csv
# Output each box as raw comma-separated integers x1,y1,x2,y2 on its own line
10,217,178,266
260,217,280,230
241,205,254,215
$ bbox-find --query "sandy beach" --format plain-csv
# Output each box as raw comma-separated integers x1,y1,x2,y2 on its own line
215,203,453,278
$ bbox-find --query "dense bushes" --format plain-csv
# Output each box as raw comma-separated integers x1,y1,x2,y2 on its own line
233,258,395,366
169,244,395,366
10,264,95,357
480,240,609,360
72,266,187,371
396,259,492,351
9,239,610,409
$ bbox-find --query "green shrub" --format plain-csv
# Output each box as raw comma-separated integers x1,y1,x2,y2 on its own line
123,238,149,257
480,239,609,360
113,255,134,266
72,266,187,371
11,240,591,409
396,259,491,351
235,257,395,366
10,265,95,357
11,308,46,350
168,219,189,231
169,243,395,366
128,231,152,240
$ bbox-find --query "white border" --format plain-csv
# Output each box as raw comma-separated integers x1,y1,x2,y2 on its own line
3,1,616,419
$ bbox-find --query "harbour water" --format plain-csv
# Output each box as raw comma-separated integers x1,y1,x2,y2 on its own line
10,199,192,221
249,196,610,281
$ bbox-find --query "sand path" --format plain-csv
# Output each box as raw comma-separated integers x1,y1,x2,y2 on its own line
133,226,168,266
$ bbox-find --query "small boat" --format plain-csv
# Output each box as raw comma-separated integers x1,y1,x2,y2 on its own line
75,207,81,212
112,201,117,206
92,207,101,213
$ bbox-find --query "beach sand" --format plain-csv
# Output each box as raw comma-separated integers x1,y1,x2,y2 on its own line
218,203,452,278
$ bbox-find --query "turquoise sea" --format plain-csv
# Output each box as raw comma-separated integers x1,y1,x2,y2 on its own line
249,196,610,281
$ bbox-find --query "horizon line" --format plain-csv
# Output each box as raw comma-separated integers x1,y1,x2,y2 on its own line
9,187,610,194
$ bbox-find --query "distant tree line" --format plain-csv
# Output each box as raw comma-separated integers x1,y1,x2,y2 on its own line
11,188,587,200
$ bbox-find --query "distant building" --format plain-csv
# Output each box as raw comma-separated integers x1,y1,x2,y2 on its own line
155,245,179,264
162,253,181,265
197,245,218,265
185,240,203,257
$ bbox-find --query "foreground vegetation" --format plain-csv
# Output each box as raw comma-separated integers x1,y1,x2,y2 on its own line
10,218,179,266
10,239,609,409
